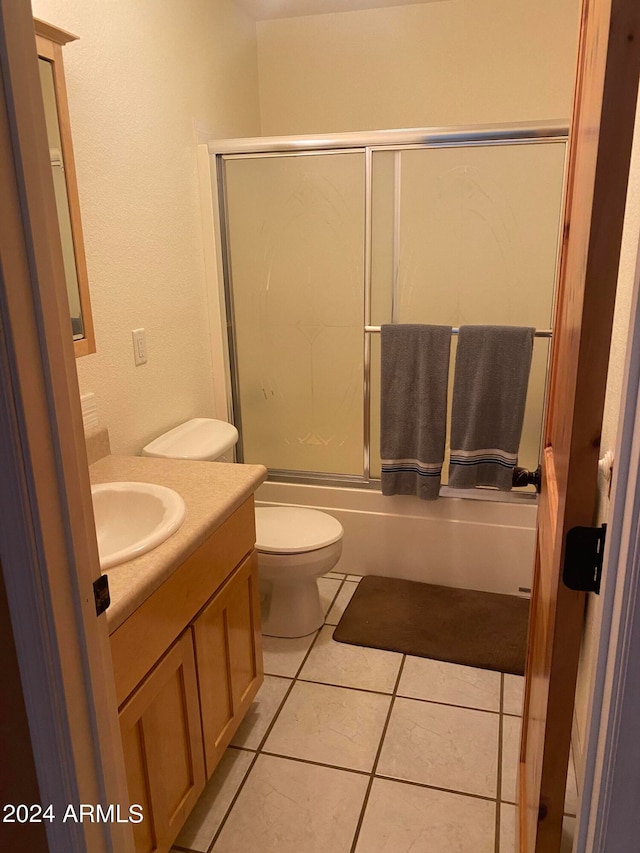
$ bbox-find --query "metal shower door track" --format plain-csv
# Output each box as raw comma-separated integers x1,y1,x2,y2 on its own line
208,121,569,156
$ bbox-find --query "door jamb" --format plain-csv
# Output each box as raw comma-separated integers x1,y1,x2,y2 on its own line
0,1,132,850
577,165,640,850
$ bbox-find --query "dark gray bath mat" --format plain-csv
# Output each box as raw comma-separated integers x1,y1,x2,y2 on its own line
333,575,529,675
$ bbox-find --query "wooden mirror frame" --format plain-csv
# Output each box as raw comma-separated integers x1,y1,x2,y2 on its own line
34,18,95,358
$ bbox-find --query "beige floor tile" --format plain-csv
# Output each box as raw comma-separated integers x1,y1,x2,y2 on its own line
377,697,499,798
261,631,318,678
355,778,495,853
500,803,518,853
175,748,254,852
264,680,391,772
230,675,291,750
398,657,501,712
326,571,346,579
347,575,363,583
299,626,402,693
501,715,522,803
318,576,341,615
212,754,368,853
503,674,524,716
325,581,359,626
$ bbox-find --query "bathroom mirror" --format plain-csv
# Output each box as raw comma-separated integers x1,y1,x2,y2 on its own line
35,19,95,357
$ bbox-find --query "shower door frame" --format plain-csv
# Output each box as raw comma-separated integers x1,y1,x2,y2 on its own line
210,121,569,499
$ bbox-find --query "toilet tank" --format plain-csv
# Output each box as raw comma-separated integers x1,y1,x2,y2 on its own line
141,418,239,462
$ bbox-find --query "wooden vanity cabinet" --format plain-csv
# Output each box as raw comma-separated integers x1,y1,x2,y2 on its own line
111,498,263,853
118,632,205,853
194,550,263,775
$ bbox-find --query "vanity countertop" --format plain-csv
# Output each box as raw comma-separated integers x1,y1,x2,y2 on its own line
89,455,267,633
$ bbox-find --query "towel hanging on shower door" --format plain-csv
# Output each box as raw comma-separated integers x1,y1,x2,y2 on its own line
380,324,452,500
448,325,534,490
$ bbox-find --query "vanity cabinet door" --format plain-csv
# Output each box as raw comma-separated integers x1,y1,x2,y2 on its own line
194,550,263,776
119,631,205,853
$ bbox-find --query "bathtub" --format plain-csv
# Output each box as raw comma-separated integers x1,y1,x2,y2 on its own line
256,481,536,597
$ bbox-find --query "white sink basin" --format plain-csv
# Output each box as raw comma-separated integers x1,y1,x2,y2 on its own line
91,482,187,570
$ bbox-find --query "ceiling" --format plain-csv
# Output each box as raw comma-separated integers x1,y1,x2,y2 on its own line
235,0,448,22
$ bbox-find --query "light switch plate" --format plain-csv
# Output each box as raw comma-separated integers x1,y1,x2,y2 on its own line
132,328,147,365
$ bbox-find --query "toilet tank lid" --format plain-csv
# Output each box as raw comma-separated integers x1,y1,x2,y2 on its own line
141,418,238,461
255,506,343,554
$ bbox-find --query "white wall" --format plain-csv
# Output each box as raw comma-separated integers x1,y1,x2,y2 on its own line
573,92,640,773
31,0,581,456
256,0,581,135
32,0,261,454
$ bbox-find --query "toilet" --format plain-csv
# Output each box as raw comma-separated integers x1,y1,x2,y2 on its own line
141,418,344,638
141,417,239,463
255,506,343,637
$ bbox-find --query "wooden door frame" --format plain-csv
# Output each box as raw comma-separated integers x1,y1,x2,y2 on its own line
0,2,132,850
576,201,640,848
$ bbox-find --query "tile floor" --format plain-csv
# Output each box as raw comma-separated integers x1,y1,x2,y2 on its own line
172,572,578,853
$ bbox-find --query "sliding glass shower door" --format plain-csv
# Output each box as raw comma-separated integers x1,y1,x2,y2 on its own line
369,142,566,481
219,130,567,488
223,152,366,476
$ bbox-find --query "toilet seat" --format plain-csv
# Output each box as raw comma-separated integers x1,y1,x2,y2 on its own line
255,506,343,554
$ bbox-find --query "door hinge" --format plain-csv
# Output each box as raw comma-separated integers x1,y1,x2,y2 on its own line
93,574,110,616
562,524,606,594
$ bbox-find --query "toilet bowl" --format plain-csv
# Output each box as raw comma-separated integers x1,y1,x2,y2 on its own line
256,506,343,638
141,419,344,638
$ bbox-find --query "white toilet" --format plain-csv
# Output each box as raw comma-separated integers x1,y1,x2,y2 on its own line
255,506,343,637
141,418,344,638
141,417,239,463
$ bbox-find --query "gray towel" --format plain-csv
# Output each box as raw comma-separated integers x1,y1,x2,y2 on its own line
380,324,452,500
448,326,534,491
